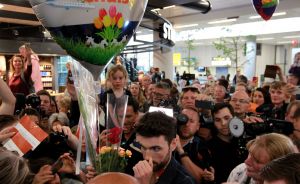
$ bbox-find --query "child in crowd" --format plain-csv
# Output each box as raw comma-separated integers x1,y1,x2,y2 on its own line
100,65,131,108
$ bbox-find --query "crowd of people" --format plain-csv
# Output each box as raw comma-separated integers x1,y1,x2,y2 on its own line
0,51,300,184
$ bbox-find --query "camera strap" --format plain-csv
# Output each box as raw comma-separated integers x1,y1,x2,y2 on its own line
244,176,251,184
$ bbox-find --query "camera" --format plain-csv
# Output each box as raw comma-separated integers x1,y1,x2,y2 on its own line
229,117,294,138
26,94,41,110
49,131,68,145
176,113,189,126
195,100,214,110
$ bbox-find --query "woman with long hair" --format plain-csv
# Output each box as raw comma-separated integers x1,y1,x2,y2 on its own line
8,54,32,96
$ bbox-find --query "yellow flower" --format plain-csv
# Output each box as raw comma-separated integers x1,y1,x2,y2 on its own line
119,149,126,157
105,146,112,153
262,0,272,4
111,17,116,26
99,146,107,154
117,17,124,29
94,17,103,29
103,15,111,27
125,150,132,157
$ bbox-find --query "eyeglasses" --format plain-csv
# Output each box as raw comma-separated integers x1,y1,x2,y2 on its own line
182,86,200,93
153,92,168,98
230,98,249,104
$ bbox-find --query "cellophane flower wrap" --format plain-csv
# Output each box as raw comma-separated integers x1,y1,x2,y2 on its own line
94,93,129,173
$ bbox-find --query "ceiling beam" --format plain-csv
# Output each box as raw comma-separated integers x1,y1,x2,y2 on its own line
0,17,41,26
1,4,34,14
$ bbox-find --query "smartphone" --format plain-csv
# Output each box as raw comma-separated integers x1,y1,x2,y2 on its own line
67,71,74,84
195,100,214,110
264,65,278,79
296,86,300,101
51,159,63,174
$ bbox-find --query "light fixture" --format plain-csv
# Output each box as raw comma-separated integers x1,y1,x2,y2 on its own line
208,18,237,24
257,38,274,41
0,4,3,9
283,35,300,39
174,24,198,29
277,41,291,44
163,5,175,9
135,31,142,34
249,12,286,19
151,8,160,12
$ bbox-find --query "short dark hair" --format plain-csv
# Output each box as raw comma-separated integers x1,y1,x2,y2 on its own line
36,90,51,100
237,75,248,84
155,82,170,90
212,103,234,117
135,111,176,144
260,153,300,184
127,96,139,113
0,115,18,131
218,79,229,90
19,108,40,120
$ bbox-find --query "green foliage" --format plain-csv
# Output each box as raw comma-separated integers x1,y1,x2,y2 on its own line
184,39,197,73
96,26,122,43
213,37,244,70
55,36,125,66
96,146,132,174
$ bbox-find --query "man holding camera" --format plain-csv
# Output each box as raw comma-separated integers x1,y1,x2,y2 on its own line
175,108,214,183
208,103,242,184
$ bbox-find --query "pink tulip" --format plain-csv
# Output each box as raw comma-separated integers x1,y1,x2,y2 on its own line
109,6,117,18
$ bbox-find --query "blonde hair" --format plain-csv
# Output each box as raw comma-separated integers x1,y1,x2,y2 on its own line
57,95,71,112
9,55,24,73
0,149,30,184
107,65,128,81
130,82,146,108
247,133,296,162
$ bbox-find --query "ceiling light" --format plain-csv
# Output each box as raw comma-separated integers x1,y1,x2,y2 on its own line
151,8,160,12
277,41,291,44
283,35,300,39
174,24,198,29
135,31,142,34
208,19,237,24
163,5,175,9
257,38,274,41
249,12,286,19
0,4,3,9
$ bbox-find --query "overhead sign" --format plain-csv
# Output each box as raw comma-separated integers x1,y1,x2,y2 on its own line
211,57,231,66
159,22,175,42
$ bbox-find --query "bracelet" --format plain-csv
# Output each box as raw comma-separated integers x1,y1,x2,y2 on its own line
179,152,189,159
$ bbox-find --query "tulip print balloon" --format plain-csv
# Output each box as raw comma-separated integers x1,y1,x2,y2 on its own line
28,0,148,78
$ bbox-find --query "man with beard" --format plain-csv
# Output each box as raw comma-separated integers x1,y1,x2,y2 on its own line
176,108,214,183
133,111,196,184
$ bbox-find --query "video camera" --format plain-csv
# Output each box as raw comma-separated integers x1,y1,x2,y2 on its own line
229,117,294,138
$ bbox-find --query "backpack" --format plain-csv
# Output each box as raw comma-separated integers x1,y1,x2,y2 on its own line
20,72,35,94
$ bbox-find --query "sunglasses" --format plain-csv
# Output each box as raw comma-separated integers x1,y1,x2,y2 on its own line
182,86,200,93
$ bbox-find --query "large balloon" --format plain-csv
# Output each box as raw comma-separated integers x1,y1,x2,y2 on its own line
28,0,148,79
252,0,279,21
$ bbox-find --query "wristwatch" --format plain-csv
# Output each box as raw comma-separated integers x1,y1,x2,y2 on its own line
179,152,189,159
